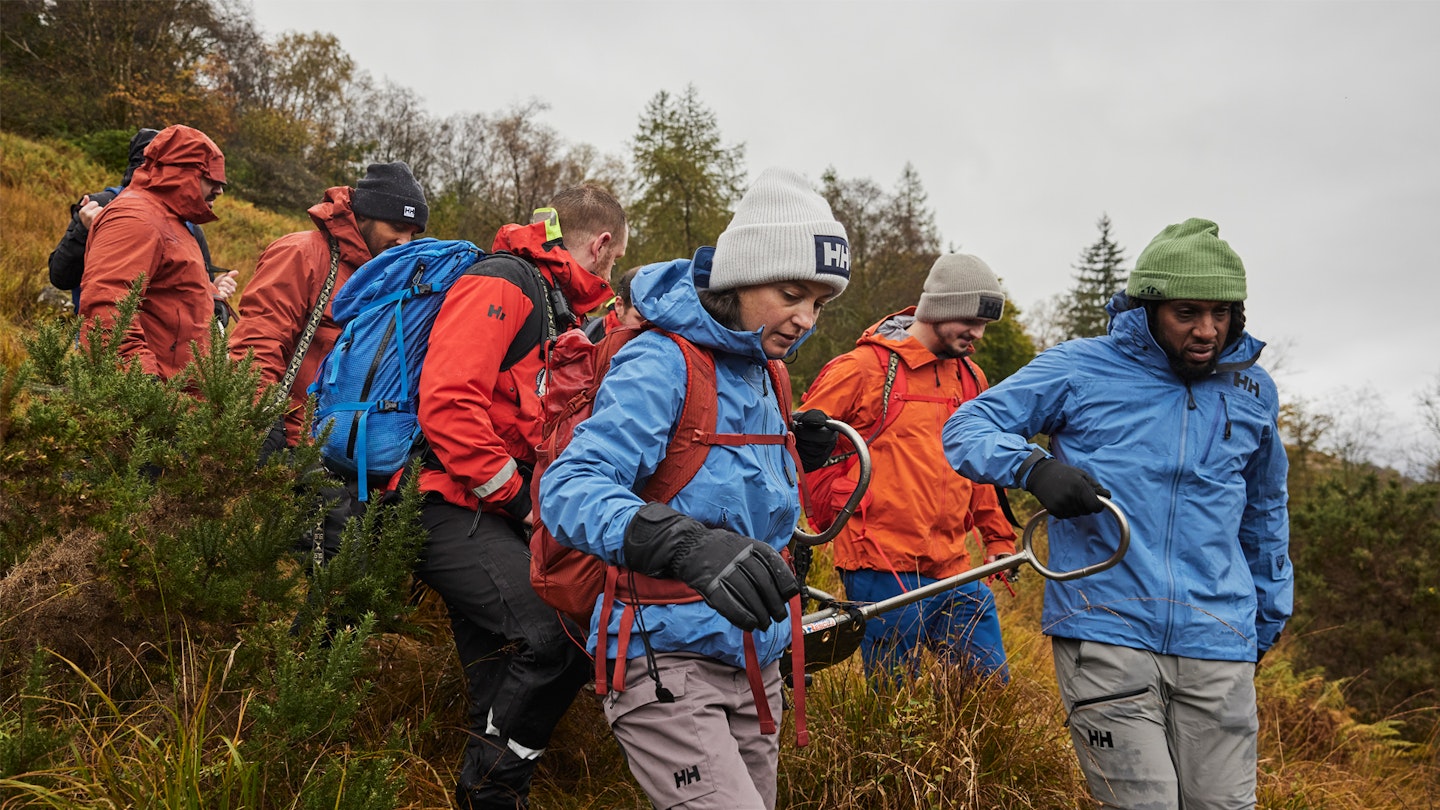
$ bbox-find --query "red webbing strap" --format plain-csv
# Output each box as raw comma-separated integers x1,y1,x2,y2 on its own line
789,592,808,747
595,565,621,695
743,633,776,735
694,431,785,446
638,331,718,502
613,603,636,693
902,393,957,405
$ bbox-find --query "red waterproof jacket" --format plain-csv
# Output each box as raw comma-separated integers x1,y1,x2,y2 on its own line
80,125,226,380
801,309,1016,579
418,221,612,512
227,187,373,443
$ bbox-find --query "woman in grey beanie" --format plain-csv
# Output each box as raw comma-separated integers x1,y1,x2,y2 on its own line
540,168,847,809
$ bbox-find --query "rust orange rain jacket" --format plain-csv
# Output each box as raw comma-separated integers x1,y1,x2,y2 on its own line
801,308,1016,580
80,125,226,381
227,187,373,443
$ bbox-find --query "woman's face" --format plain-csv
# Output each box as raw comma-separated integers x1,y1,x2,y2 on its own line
735,279,835,359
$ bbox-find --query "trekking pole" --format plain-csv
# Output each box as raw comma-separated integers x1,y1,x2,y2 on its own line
795,497,1131,672
791,418,872,547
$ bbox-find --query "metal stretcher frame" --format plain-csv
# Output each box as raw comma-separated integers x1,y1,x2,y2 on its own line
796,497,1131,673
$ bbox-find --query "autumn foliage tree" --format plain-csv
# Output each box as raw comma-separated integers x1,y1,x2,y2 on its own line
1,0,229,138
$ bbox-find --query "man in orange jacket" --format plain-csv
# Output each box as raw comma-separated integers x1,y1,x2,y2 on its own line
801,253,1017,681
415,185,624,810
80,124,227,381
228,162,428,455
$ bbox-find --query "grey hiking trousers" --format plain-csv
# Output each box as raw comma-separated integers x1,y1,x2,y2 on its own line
1052,637,1259,810
602,652,782,810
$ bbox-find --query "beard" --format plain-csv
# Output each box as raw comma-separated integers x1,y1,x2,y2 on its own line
1167,351,1219,381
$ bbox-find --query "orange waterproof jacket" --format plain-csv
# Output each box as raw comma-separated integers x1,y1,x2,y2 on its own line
417,221,612,512
80,125,226,380
801,309,1016,579
227,187,373,443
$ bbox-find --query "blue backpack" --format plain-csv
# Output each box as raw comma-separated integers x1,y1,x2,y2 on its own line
310,238,483,497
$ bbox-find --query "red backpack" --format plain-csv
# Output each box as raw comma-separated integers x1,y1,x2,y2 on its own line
529,325,795,625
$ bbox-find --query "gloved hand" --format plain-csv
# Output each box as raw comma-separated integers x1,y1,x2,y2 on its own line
259,417,289,465
985,552,1020,584
498,463,534,523
625,503,799,631
792,409,837,472
1024,458,1110,519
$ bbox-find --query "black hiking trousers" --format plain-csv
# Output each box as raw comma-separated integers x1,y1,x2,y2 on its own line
416,497,590,809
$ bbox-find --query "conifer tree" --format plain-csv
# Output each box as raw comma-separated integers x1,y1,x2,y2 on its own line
1061,214,1128,339
627,85,745,266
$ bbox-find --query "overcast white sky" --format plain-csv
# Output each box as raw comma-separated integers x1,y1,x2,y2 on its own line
251,0,1440,470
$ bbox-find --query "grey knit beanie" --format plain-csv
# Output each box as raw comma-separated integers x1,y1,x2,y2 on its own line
1127,218,1246,301
914,254,1006,323
709,168,850,296
352,162,429,232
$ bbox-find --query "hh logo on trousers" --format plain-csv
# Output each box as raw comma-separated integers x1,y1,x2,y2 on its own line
674,764,702,788
814,235,851,278
1088,728,1114,749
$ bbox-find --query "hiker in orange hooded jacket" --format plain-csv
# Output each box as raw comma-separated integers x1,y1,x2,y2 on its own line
80,124,226,381
228,163,428,453
801,253,1017,681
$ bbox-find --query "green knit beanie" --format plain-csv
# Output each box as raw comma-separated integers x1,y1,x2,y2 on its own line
1127,218,1247,302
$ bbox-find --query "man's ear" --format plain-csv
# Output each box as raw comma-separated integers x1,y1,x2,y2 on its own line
591,230,614,258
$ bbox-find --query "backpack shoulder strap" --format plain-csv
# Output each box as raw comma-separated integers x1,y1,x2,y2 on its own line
277,234,341,408
960,356,987,398
464,252,555,371
868,343,905,443
639,331,719,504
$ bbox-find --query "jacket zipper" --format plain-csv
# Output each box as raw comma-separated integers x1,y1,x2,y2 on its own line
1161,391,1189,654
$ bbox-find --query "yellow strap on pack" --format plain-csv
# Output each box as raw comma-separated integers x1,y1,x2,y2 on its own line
532,207,562,242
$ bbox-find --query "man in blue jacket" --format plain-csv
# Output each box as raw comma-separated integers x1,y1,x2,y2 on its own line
943,218,1291,809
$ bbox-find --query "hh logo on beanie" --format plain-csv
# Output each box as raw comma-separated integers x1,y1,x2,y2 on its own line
815,235,850,277
710,167,851,296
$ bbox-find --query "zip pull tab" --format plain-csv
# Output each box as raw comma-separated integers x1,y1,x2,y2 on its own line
1186,383,1197,410
1221,392,1232,439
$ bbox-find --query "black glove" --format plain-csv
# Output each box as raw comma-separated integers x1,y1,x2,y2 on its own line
1024,458,1110,519
258,417,289,465
499,463,534,522
792,409,837,473
624,503,799,631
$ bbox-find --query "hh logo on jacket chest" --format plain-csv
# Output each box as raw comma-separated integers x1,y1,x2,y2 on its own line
1232,372,1261,398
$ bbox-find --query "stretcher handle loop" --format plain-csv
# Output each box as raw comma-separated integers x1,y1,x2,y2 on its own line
791,418,872,547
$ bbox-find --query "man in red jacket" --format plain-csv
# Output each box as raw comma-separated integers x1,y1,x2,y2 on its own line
801,253,1017,682
80,124,227,381
228,162,428,455
416,185,624,810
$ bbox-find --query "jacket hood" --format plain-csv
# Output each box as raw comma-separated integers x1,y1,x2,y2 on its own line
308,186,373,268
630,245,816,362
492,220,612,316
129,125,226,225
121,128,160,186
1105,291,1265,376
855,307,948,370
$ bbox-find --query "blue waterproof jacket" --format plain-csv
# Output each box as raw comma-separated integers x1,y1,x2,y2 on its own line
538,247,801,668
942,294,1291,662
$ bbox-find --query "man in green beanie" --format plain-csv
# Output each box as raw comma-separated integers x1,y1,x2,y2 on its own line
943,218,1291,809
